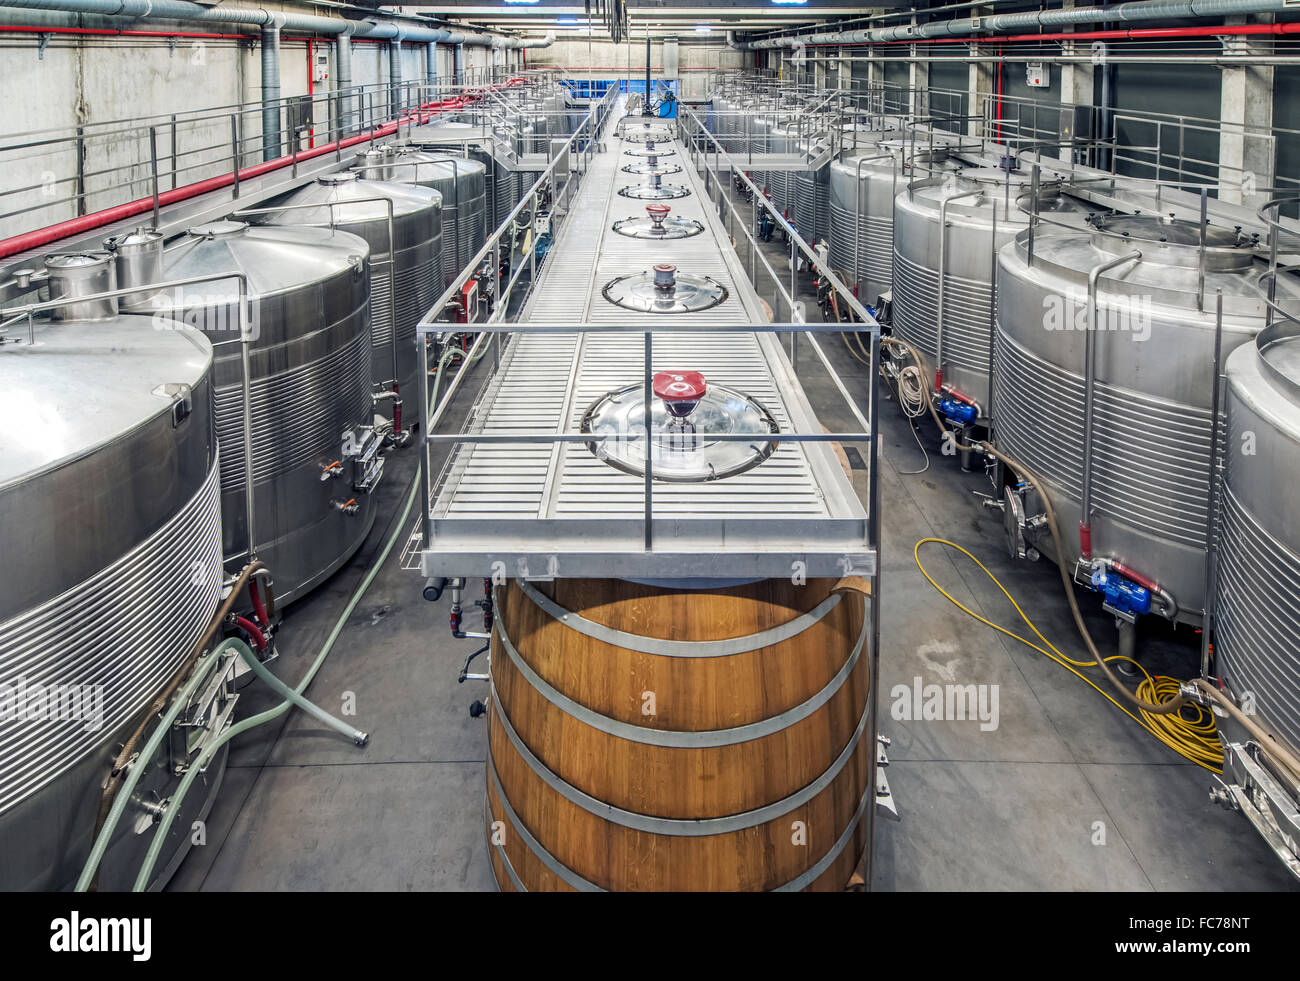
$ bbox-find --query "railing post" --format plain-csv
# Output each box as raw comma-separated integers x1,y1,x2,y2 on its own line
231,114,242,199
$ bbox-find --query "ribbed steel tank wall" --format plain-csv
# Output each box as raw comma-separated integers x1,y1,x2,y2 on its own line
790,128,838,245
148,220,376,605
764,120,801,214
891,166,1082,413
470,144,521,233
0,253,223,890
993,216,1266,625
357,146,488,285
1216,318,1300,754
257,173,443,393
826,128,934,301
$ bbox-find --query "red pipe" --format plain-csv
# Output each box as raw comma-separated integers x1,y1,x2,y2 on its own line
249,579,269,629
0,122,400,260
1108,560,1163,595
234,615,267,651
0,82,515,260
799,21,1300,48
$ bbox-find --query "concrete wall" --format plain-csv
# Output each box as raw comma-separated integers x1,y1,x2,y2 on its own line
0,14,513,238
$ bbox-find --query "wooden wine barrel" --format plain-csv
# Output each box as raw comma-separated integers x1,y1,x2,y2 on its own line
484,576,872,891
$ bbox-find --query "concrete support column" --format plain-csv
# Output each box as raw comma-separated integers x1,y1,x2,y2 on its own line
814,47,827,91
1219,15,1275,205
968,42,994,140
838,48,851,91
260,23,282,162
909,43,930,117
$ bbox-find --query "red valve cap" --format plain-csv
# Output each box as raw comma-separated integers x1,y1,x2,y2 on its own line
653,370,707,402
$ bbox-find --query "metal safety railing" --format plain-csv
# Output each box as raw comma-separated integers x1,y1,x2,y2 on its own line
0,70,567,242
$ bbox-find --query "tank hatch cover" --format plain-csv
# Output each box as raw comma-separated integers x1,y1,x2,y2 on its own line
1088,213,1258,271
622,160,684,176
618,173,691,199
581,371,779,482
625,145,678,158
601,264,727,313
612,205,704,240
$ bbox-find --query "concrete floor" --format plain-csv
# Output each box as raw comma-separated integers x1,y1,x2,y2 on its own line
169,165,1299,893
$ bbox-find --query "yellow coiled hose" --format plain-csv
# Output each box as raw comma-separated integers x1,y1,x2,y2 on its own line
913,537,1223,773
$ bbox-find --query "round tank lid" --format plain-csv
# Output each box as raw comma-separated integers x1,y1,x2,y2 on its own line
1088,213,1257,271
44,250,112,269
1255,271,1300,403
580,380,778,482
625,145,677,157
618,181,691,200
319,172,360,185
602,266,728,313
611,205,704,240
188,219,249,239
104,227,163,249
960,165,1065,187
622,161,684,176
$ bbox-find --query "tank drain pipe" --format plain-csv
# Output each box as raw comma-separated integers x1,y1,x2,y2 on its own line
1201,290,1226,677
851,153,896,298
1079,249,1141,562
0,270,259,562
448,578,491,640
935,186,985,392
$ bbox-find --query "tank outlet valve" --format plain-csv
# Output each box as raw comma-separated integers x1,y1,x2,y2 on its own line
320,460,344,481
937,396,978,426
1087,566,1151,621
332,498,360,515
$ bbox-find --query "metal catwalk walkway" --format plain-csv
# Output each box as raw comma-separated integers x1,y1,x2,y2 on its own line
416,109,871,580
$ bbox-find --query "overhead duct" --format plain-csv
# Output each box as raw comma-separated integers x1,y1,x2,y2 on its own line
732,0,1298,48
260,20,282,161
0,0,544,47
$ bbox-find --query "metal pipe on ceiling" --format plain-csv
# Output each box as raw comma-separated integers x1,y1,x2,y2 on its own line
0,0,555,47
730,0,1297,49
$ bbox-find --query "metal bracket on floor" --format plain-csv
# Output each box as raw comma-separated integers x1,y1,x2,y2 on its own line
876,734,899,821
1211,742,1300,882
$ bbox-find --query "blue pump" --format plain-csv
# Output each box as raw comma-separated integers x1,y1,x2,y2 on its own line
1090,567,1151,618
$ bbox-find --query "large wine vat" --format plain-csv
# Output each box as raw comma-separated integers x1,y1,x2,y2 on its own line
485,577,872,892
